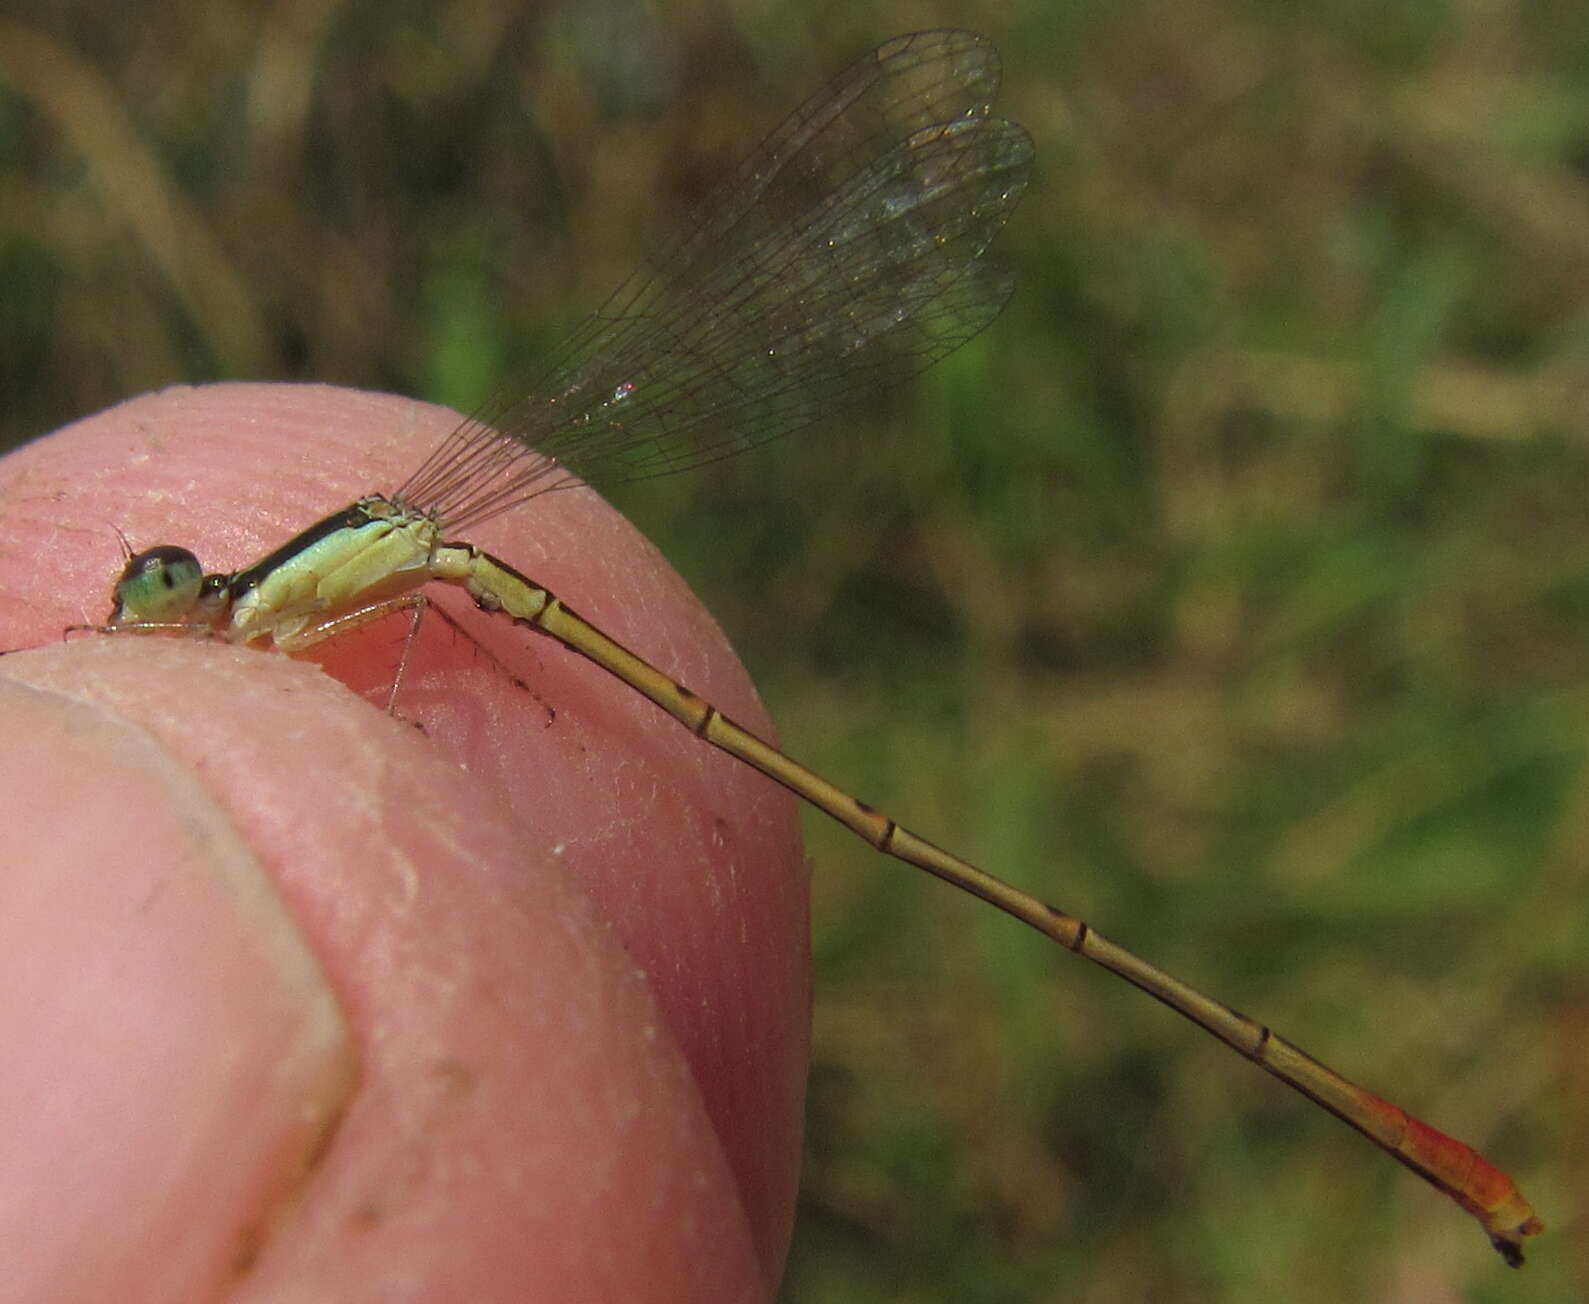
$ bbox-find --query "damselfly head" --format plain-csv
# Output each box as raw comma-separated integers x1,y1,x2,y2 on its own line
110,546,206,625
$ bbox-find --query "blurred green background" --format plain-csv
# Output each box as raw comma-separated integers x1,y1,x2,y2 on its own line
1,0,1582,1299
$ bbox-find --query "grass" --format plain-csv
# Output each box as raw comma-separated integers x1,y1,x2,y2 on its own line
0,2,1581,1299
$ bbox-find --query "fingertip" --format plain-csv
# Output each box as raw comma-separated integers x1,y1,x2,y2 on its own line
1,382,810,1283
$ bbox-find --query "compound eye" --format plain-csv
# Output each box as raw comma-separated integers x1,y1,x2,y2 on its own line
111,546,205,624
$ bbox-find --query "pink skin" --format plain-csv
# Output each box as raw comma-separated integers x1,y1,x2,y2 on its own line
0,384,809,1303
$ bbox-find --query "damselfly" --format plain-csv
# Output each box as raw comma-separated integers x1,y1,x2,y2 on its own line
88,29,1539,1264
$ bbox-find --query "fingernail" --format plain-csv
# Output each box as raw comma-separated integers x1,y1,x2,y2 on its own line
0,678,355,1303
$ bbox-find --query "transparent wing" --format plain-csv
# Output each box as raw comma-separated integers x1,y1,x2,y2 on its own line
399,29,1034,530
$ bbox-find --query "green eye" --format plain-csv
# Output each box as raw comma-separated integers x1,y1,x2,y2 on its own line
111,546,205,623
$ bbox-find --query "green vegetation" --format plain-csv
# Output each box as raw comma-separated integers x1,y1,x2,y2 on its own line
0,2,1578,1298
